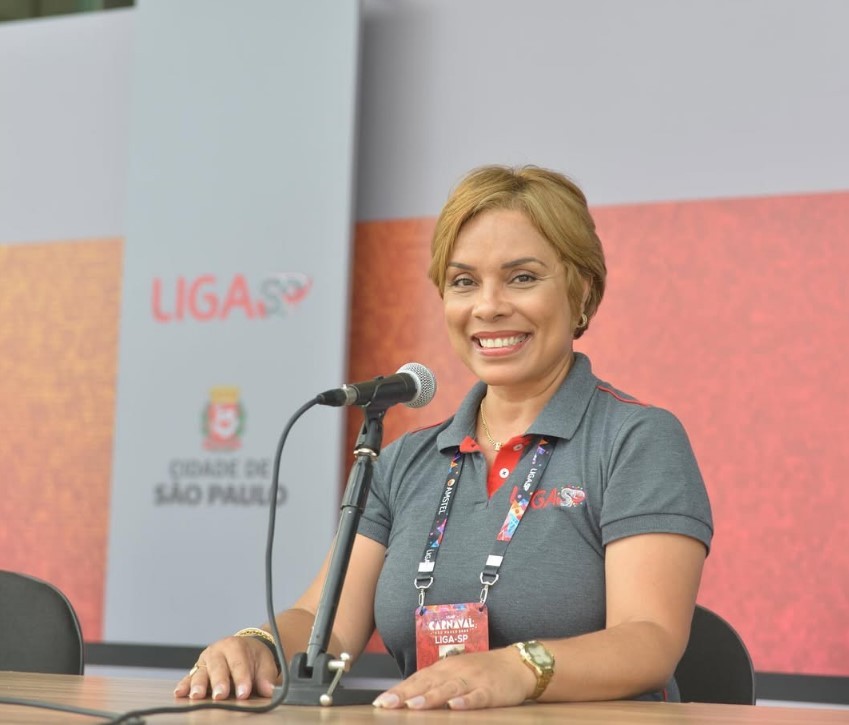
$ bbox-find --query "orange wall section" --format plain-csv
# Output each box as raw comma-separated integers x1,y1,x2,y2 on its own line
0,238,123,643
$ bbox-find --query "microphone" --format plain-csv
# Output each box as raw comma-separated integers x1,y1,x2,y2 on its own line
317,362,437,409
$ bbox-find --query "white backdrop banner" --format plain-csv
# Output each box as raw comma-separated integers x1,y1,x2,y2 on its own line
103,0,361,644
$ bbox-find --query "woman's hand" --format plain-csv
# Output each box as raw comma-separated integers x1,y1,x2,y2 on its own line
173,635,278,701
372,646,535,710
171,535,385,703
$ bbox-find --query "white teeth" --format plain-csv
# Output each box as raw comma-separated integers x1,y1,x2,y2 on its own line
478,334,527,349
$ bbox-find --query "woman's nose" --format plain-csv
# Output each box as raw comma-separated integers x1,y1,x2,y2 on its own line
473,282,511,320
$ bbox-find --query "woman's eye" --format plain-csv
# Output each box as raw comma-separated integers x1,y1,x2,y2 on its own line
511,273,538,284
448,276,475,288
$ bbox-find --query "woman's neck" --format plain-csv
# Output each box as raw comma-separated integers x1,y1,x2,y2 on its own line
476,353,575,452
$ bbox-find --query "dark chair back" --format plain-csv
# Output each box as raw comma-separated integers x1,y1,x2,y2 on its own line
675,604,755,704
0,570,84,674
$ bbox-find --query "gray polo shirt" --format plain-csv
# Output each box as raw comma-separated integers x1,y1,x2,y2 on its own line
358,353,713,699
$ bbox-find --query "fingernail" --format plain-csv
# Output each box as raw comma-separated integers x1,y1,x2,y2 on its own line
448,697,466,709
212,685,226,700
372,692,400,708
236,684,249,699
189,685,204,699
405,695,426,709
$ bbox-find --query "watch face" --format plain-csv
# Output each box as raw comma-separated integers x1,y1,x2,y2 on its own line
527,641,554,668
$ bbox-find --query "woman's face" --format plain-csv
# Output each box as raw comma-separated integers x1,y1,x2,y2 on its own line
443,208,578,394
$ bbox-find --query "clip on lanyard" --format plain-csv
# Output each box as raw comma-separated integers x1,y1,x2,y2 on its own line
415,449,464,608
414,437,556,610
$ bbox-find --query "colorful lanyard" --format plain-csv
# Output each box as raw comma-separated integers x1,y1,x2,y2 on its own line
414,436,557,609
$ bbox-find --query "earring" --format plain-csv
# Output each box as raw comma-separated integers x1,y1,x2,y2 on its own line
577,313,588,330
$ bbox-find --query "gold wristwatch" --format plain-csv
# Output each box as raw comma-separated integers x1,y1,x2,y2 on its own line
512,640,556,700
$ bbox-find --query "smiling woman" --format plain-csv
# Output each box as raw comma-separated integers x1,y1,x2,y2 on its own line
429,166,605,338
177,165,713,711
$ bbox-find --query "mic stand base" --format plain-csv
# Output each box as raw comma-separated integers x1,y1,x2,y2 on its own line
282,651,384,707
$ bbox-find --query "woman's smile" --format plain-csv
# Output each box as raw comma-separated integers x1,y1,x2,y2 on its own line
472,331,531,354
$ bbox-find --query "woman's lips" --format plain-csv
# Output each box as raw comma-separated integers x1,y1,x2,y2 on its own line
472,332,530,352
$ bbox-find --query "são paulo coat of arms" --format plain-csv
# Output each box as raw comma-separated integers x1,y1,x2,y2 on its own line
202,386,245,451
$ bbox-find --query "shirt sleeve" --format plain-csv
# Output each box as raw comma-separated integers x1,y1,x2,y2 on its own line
600,405,713,552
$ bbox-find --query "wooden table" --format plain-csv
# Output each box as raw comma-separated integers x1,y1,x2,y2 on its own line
0,672,847,724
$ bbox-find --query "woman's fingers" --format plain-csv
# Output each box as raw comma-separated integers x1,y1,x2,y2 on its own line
226,641,274,699
404,676,477,710
373,648,528,710
254,651,280,697
173,656,212,699
173,637,276,700
204,646,237,700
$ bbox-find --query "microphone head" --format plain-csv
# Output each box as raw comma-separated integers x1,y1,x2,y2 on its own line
397,362,437,408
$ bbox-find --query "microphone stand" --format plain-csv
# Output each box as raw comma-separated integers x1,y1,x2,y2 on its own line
283,403,388,706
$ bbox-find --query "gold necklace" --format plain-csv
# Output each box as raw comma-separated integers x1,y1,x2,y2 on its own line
479,400,502,451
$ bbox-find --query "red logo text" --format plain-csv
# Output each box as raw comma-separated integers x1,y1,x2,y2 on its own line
152,273,311,322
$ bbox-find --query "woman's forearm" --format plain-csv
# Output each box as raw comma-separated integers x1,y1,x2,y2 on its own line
536,619,683,702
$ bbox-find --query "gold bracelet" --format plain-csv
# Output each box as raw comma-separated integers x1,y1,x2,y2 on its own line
234,627,281,673
234,627,274,644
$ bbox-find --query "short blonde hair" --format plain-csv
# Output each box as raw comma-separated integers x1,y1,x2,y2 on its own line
429,165,606,338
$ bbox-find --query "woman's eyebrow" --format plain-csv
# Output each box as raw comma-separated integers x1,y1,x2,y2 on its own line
447,256,548,271
501,256,547,269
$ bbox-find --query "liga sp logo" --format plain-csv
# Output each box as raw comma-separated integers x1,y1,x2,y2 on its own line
202,386,245,451
152,272,312,322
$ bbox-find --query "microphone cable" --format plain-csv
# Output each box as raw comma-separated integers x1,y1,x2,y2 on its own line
102,397,318,723
0,397,318,724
